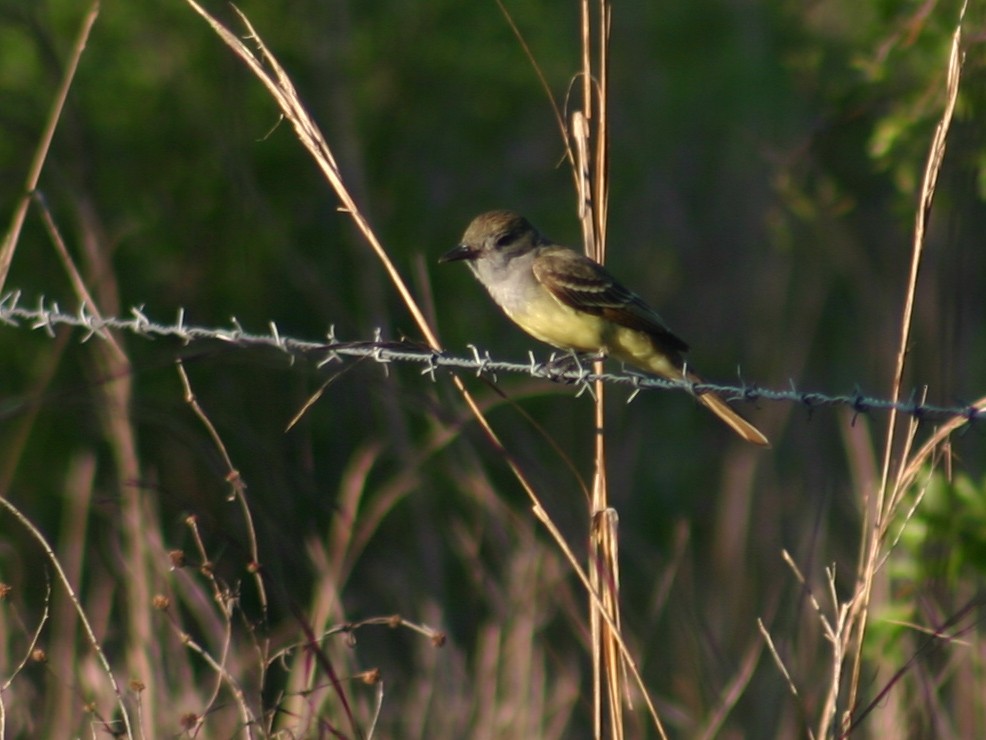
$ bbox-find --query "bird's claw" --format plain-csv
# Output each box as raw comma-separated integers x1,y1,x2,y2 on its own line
542,350,604,384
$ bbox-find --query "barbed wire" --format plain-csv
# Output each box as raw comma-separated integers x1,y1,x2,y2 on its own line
0,290,981,426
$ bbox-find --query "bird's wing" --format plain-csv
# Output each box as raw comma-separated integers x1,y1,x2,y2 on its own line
531,246,689,353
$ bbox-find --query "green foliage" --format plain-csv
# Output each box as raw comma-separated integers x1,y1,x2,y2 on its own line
896,468,986,583
862,467,986,733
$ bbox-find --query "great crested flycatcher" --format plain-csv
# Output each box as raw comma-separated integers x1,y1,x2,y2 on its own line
440,210,769,447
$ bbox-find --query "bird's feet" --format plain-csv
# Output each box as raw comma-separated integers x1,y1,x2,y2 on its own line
542,350,605,384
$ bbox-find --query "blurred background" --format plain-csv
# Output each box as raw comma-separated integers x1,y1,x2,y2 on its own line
1,0,984,737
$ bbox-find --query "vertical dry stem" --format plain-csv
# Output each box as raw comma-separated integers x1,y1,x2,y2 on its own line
839,4,966,734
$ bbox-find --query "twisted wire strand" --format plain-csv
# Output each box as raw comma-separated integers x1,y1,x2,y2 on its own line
1,290,980,425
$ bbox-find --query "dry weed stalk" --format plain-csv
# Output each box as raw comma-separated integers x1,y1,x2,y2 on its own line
756,4,971,737
839,5,967,735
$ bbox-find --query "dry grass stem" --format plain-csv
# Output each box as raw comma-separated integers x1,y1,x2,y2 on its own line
494,0,576,176
571,3,628,737
184,0,435,349
31,129,159,730
697,634,764,740
757,617,811,740
529,502,666,737
0,2,100,292
844,3,967,722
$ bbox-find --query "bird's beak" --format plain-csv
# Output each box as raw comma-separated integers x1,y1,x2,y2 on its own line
439,243,477,263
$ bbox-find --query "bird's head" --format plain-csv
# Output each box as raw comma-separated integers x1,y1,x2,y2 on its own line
440,210,544,264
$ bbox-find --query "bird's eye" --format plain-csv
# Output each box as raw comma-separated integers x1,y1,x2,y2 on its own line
495,232,514,248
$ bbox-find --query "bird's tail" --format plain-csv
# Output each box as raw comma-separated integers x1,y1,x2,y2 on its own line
686,371,770,447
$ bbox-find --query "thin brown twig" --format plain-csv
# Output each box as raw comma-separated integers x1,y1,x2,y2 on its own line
594,2,610,254
494,0,577,181
757,618,815,740
0,579,51,695
266,614,445,671
0,494,133,737
176,360,269,619
175,518,246,730
154,597,257,736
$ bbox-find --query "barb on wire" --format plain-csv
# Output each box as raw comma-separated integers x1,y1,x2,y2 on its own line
0,290,981,426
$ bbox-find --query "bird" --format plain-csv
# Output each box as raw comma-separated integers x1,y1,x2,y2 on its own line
439,210,769,447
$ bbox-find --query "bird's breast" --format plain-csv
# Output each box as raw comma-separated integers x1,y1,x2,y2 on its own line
501,293,607,352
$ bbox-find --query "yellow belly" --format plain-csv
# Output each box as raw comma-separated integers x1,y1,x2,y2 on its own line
503,299,606,353
504,298,680,379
